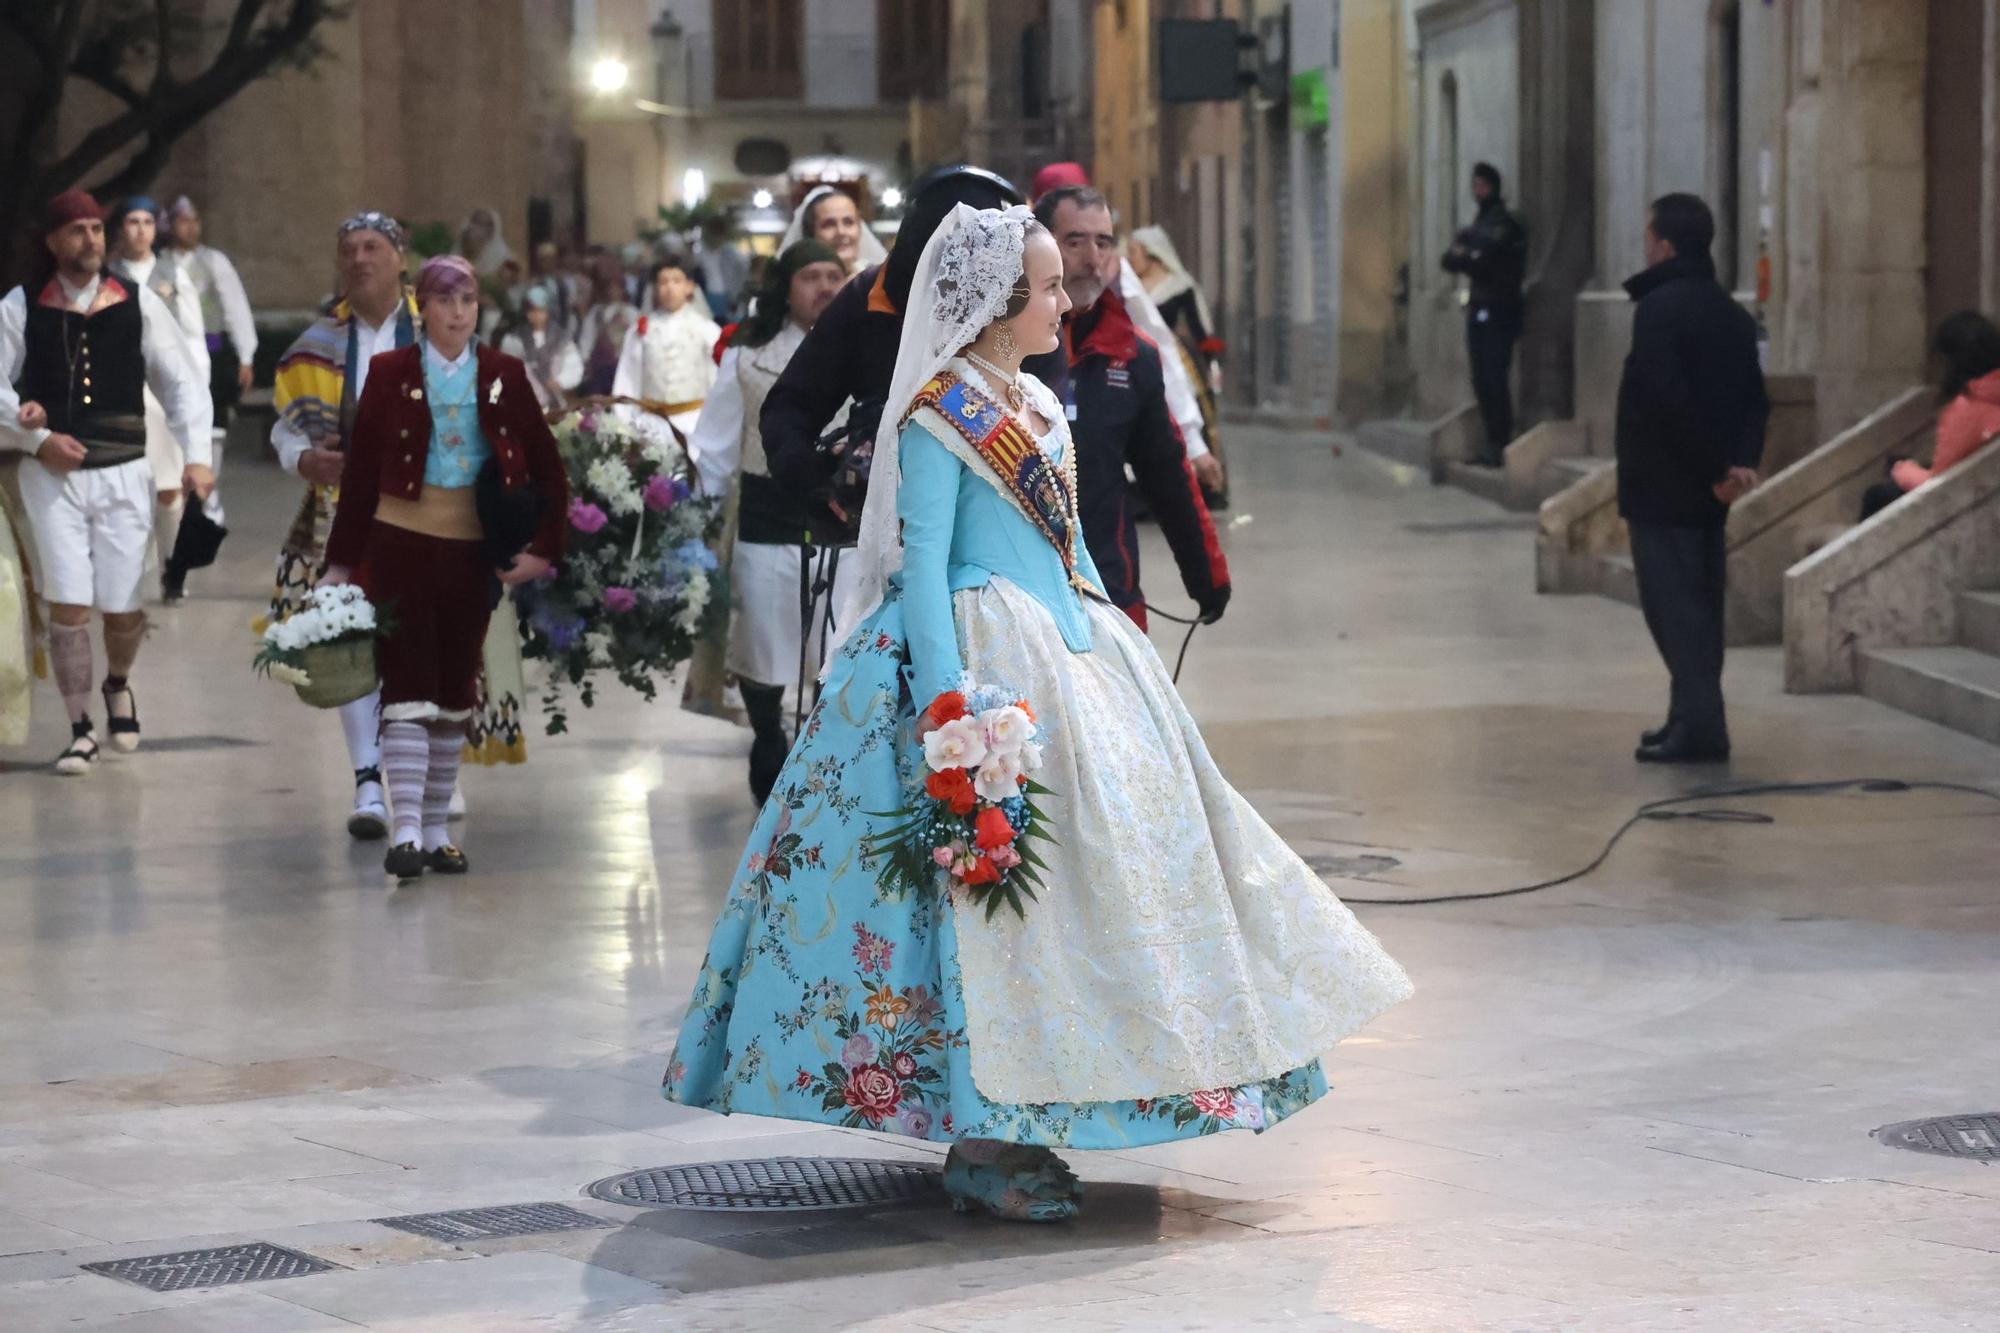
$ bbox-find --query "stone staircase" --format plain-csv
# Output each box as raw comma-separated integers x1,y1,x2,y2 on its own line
1855,589,2000,746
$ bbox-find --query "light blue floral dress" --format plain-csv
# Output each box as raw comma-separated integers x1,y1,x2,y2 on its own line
662,367,1411,1148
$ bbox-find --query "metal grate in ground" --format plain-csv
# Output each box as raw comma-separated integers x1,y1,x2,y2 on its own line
81,1242,341,1292
372,1202,613,1241
1874,1113,2000,1161
588,1156,941,1211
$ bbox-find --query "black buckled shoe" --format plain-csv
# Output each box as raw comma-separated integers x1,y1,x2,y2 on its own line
55,720,99,776
425,844,469,875
101,677,140,754
384,842,428,880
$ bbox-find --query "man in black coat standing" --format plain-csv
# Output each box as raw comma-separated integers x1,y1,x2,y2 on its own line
1616,193,1769,764
1441,162,1527,467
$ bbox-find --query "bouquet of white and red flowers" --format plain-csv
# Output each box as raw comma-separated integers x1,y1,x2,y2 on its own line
867,683,1056,920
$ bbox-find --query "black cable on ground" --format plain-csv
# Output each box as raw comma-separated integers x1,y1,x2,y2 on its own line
1340,777,2000,907
1142,603,1205,683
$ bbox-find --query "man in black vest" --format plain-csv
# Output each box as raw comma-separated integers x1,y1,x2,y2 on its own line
0,190,212,775
1616,193,1768,763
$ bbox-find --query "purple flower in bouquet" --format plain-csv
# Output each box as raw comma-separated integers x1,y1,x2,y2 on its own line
569,499,609,535
532,609,587,651
603,586,638,614
643,474,688,512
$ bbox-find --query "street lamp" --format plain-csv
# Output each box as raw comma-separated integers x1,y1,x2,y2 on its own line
752,189,774,209
682,168,707,206
590,56,630,94
881,187,904,210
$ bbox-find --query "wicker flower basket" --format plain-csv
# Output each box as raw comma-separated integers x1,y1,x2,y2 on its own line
292,636,378,709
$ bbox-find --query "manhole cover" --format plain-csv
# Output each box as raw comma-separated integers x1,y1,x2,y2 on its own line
82,1242,341,1292
587,1156,941,1212
374,1202,611,1241
1305,852,1402,879
1874,1114,2000,1161
1402,519,1534,534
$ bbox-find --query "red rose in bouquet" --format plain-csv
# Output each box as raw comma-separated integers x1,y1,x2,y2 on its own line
975,805,1017,851
961,855,1001,886
923,690,969,733
925,767,978,816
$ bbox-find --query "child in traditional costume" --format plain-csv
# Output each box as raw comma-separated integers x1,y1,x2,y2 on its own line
613,258,719,438
321,256,568,881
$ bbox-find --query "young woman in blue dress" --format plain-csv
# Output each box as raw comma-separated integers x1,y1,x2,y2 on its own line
662,206,1412,1220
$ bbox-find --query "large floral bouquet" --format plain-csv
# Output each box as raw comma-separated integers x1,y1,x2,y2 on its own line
867,683,1056,920
253,583,384,708
516,405,724,732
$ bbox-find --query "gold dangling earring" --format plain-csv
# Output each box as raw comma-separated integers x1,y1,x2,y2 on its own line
992,320,1016,361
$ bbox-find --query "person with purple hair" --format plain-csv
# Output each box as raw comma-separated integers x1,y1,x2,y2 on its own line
321,255,569,880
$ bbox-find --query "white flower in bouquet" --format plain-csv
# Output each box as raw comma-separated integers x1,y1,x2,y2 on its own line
981,705,1035,758
584,630,614,668
587,457,643,516
1017,739,1044,774
973,750,1024,803
924,717,988,774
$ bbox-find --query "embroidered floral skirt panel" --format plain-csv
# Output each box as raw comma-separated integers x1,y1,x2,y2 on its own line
662,580,1412,1148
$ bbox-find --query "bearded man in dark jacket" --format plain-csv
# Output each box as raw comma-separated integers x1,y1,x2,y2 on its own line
1616,192,1769,764
1442,162,1528,467
757,165,1024,536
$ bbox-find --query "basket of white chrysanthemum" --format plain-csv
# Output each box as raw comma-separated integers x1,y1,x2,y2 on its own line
254,584,384,708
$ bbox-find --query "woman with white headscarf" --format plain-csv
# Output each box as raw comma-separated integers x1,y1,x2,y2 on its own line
456,206,513,277
660,205,1411,1222
780,185,889,277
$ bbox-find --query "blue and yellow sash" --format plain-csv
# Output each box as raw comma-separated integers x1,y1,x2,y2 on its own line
906,372,1079,575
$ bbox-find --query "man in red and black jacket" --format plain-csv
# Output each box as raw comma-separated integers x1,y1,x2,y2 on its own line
1024,185,1230,630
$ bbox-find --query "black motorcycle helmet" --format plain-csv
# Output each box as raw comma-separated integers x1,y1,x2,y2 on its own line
882,164,1024,312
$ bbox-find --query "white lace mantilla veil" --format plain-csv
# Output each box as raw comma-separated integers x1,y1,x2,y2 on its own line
834,202,1036,638
781,185,891,271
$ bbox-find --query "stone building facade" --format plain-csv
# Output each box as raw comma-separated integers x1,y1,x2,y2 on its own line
581,0,938,240
60,0,578,313
1060,0,2000,449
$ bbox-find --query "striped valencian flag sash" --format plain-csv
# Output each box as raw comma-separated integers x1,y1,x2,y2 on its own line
905,372,1080,574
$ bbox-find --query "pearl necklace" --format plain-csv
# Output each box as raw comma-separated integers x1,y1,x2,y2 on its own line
964,349,1027,414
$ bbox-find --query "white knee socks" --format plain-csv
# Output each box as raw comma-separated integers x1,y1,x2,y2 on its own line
339,690,382,775
155,495,185,573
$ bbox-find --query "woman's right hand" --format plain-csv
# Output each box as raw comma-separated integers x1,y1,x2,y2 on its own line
318,564,353,588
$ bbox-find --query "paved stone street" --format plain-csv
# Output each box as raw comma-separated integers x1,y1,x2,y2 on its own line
1,426,1996,1331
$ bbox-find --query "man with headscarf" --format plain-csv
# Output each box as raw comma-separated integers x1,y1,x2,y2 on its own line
780,185,889,278
686,240,849,802
759,164,1025,531
265,210,418,837
1029,164,1224,503
0,189,212,775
